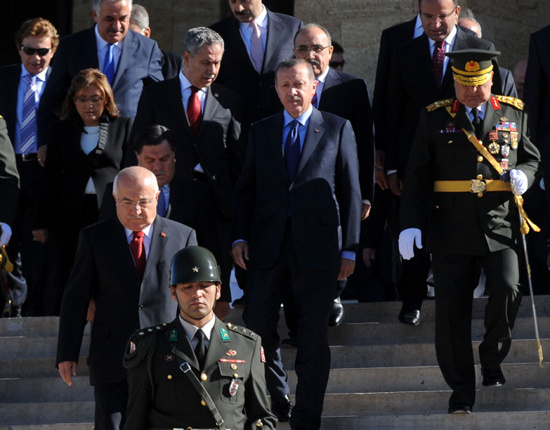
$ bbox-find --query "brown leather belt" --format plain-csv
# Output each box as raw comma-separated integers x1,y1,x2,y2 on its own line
434,179,511,194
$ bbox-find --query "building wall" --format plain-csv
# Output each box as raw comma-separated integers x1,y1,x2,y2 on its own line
73,0,549,93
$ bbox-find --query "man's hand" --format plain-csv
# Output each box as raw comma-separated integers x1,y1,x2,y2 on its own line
398,228,422,260
375,150,389,190
510,169,528,195
0,223,12,247
37,145,47,167
363,248,376,268
86,298,96,322
32,228,48,244
232,241,249,270
388,173,403,196
361,203,371,220
338,258,355,280
58,361,78,386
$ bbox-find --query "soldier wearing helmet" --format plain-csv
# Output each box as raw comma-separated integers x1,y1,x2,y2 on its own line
124,246,276,430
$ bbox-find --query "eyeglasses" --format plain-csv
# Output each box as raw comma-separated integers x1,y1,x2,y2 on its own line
21,46,52,57
329,60,346,68
117,198,155,208
295,45,331,54
74,96,104,104
420,6,457,22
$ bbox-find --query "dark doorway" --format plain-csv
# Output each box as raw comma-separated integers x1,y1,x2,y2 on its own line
1,0,72,66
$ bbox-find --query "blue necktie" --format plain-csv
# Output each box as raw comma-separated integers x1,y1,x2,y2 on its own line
284,120,301,182
157,189,167,217
104,44,115,85
20,75,37,155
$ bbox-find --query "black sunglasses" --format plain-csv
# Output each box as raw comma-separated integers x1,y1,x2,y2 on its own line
21,45,52,57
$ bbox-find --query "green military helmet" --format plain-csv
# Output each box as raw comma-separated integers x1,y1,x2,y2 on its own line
170,246,222,286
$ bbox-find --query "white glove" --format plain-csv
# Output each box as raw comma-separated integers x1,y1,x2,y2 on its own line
509,169,528,195
0,223,12,247
398,228,422,260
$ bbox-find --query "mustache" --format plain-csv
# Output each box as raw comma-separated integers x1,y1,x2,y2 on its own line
107,28,125,33
286,95,301,102
235,10,251,16
306,58,320,66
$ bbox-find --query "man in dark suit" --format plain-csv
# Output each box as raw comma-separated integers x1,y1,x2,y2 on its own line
232,59,361,429
292,23,374,326
37,0,163,148
399,49,540,414
124,246,276,430
56,166,197,430
210,0,303,125
130,27,243,320
524,24,550,205
0,18,59,316
386,0,497,326
129,3,183,80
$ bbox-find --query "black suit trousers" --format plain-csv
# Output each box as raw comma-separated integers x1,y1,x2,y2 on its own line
93,378,128,430
243,222,337,430
432,248,522,408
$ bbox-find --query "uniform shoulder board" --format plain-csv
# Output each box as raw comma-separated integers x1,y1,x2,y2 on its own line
226,322,258,340
123,324,167,369
426,98,454,112
493,95,524,110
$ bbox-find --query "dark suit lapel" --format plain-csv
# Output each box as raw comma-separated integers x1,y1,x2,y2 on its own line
318,69,342,109
86,27,101,69
169,318,201,370
267,114,289,184
143,217,168,280
441,26,467,92
112,30,137,89
196,86,219,139
296,109,324,179
264,10,284,70
228,17,255,67
414,34,439,94
453,103,474,133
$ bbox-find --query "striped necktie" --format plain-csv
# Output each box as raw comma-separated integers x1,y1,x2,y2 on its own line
433,41,445,88
20,75,37,155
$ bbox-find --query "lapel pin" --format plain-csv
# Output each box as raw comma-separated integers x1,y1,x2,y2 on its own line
161,232,166,237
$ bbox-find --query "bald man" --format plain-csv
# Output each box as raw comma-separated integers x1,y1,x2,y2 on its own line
56,166,196,430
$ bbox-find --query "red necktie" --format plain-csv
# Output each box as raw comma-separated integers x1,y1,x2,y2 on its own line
433,41,445,88
131,231,146,279
311,79,320,108
187,86,201,136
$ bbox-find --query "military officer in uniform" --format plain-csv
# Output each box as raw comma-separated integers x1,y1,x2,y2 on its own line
398,49,540,414
124,246,276,430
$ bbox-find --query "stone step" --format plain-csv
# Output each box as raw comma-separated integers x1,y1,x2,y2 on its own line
2,362,547,404
2,388,549,426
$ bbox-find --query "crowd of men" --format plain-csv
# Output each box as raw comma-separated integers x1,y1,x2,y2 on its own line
1,0,549,428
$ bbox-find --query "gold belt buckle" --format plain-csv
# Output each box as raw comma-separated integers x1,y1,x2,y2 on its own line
470,179,486,194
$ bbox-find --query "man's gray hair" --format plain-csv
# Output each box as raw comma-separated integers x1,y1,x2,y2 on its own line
275,59,315,84
130,3,149,30
183,27,224,57
294,23,332,46
92,0,133,14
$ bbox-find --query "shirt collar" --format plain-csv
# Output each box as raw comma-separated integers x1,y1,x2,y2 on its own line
316,66,330,84
465,103,487,119
429,25,458,49
239,5,268,32
179,313,216,341
283,105,313,128
20,64,48,82
179,70,206,93
124,223,153,240
414,14,424,38
94,24,123,49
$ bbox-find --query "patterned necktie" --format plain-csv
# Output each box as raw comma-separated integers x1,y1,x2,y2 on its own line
433,41,445,88
250,21,263,72
20,75,37,155
157,189,167,217
187,86,202,136
194,329,207,369
284,120,301,182
104,44,115,85
472,108,482,137
130,231,146,279
311,79,320,108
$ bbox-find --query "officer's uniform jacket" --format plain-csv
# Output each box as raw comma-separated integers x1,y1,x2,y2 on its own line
124,316,276,430
401,95,540,255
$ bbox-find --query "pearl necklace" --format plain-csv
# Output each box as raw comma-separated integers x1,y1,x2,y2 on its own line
83,127,100,135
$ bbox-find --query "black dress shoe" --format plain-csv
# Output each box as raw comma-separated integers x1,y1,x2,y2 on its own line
448,404,472,414
328,297,344,327
481,368,506,387
398,309,421,326
271,394,292,421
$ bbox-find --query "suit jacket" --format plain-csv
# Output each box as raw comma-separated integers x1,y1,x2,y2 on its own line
372,17,417,151
36,115,133,231
38,27,163,147
0,64,52,145
386,26,496,176
56,216,197,385
319,68,375,202
124,317,276,430
0,117,19,225
401,96,540,255
210,9,303,124
161,49,183,80
233,109,362,271
130,78,244,218
524,24,550,148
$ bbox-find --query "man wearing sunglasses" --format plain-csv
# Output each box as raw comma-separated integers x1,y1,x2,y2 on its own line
0,18,59,317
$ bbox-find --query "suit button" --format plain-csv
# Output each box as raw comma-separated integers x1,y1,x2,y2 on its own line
477,156,483,163
201,399,207,406
201,373,208,381
138,305,144,310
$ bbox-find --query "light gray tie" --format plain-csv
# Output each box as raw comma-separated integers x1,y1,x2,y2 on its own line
250,21,263,72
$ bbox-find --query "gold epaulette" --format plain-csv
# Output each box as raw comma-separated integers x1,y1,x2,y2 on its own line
226,322,258,340
494,95,524,110
426,98,454,112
